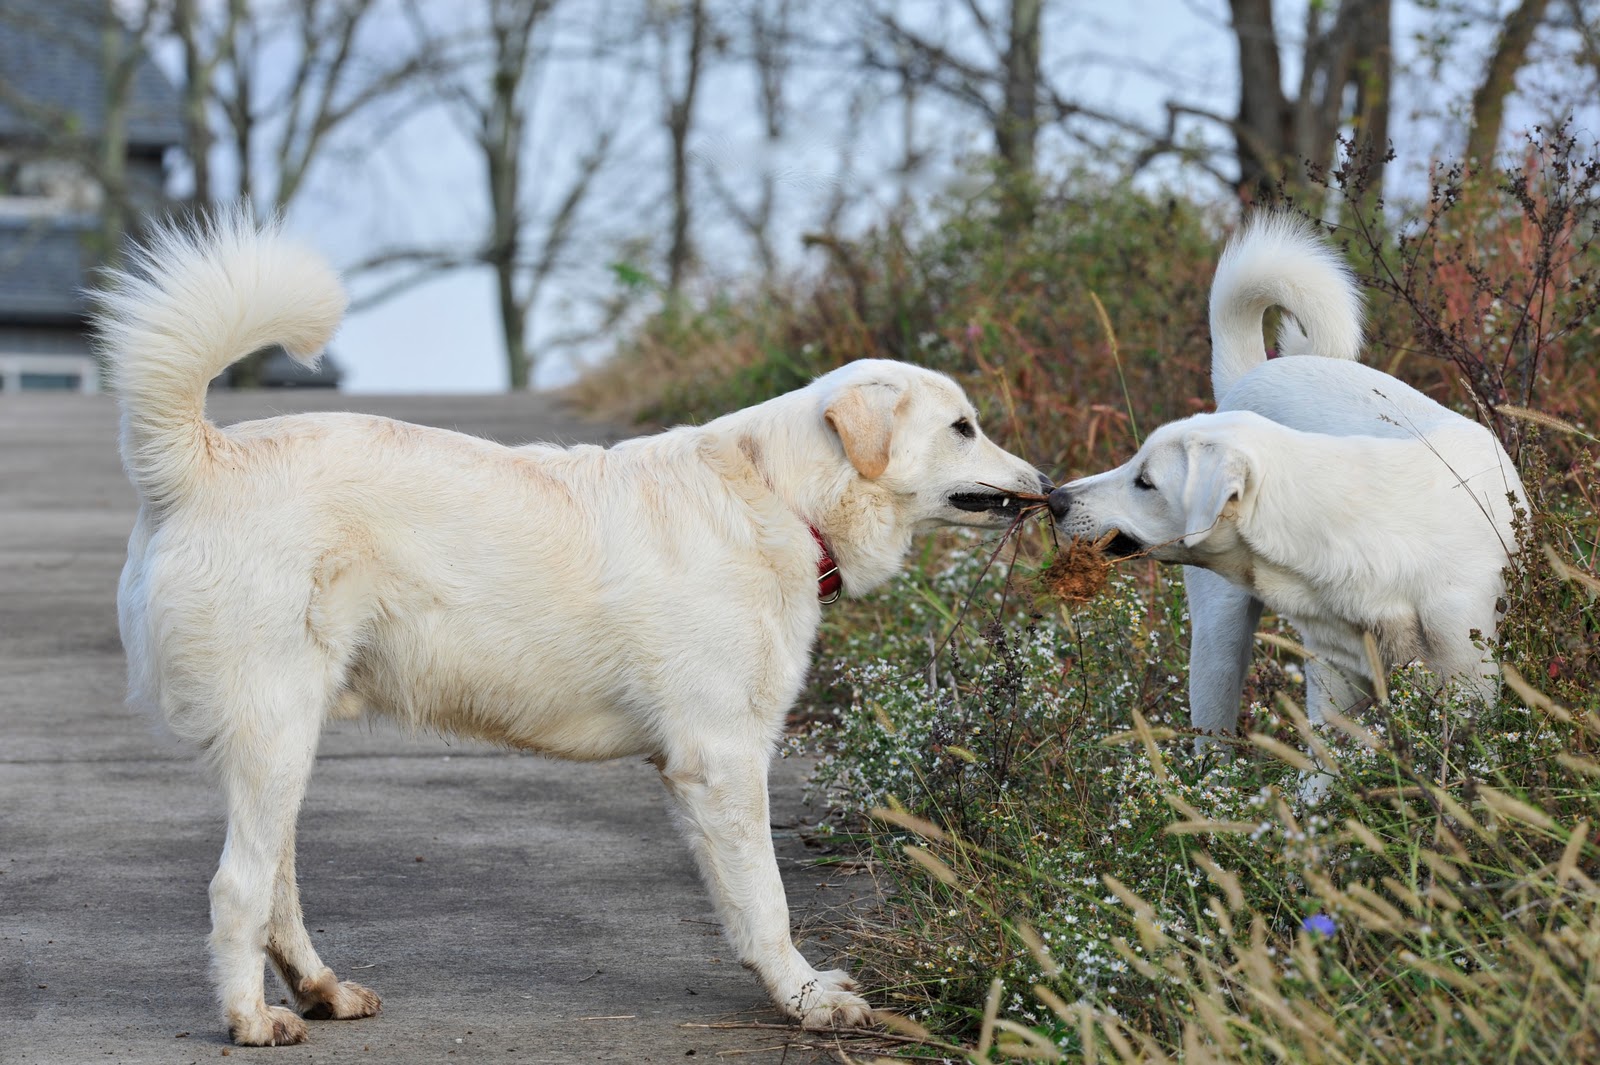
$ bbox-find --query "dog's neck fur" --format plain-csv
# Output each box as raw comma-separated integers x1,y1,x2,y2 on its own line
697,387,914,597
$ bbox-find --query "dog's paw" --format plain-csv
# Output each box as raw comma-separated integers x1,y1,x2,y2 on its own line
299,978,382,1021
228,1005,309,1046
782,974,872,1030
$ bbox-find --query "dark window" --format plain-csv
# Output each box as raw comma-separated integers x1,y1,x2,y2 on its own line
19,372,81,390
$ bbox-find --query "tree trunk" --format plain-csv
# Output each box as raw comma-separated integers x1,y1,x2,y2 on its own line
92,3,159,268
748,0,789,280
1464,0,1553,168
1228,0,1390,206
485,1,531,389
1348,0,1392,210
665,0,707,296
995,0,1042,224
996,0,1042,175
1292,2,1358,184
495,250,530,390
175,0,212,208
215,2,265,387
895,60,919,215
1228,0,1289,200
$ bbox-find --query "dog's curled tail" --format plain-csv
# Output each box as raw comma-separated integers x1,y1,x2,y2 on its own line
1209,212,1365,401
94,209,347,508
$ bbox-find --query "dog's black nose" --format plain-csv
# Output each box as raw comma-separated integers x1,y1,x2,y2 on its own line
1037,471,1053,493
1047,485,1072,520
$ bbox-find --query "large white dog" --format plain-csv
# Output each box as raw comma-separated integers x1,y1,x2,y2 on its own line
101,215,1047,1046
1049,214,1524,734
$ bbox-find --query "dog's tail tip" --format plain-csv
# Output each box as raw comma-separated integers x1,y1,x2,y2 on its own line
1209,211,1365,399
96,206,347,505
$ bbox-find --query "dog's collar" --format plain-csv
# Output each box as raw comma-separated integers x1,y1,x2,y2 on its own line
809,526,842,604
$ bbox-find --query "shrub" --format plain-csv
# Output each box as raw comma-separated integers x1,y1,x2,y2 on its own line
568,172,1221,479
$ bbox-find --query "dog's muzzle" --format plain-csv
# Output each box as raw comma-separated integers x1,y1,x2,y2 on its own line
1047,488,1144,558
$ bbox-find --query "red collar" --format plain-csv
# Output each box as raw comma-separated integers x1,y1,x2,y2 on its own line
809,526,842,604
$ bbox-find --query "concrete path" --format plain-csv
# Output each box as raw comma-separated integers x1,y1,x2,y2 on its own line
1,393,874,1064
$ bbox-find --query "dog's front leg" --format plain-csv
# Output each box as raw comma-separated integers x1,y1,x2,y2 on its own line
1185,566,1263,737
657,748,872,1029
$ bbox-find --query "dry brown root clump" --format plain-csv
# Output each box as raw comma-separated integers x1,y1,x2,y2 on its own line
1037,532,1116,602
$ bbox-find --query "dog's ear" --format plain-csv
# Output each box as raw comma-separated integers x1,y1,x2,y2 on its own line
825,382,904,480
1181,440,1252,548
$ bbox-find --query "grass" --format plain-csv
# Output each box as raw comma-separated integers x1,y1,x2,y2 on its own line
572,136,1600,1062
803,507,1600,1062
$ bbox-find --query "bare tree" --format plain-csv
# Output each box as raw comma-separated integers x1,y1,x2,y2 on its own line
1349,0,1393,209
175,0,442,218
162,0,448,382
996,0,1042,181
1464,0,1554,169
173,0,224,207
1567,0,1600,82
1225,0,1393,202
387,0,624,390
651,0,709,296
693,0,793,280
861,0,1044,219
738,0,789,276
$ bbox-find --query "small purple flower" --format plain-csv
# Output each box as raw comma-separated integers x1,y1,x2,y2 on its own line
1302,914,1337,937
965,322,982,342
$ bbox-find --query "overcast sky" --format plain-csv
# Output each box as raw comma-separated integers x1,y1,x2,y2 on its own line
235,0,1594,395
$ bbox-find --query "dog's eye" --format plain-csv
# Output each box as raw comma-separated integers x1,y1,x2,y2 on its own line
1134,471,1156,491
951,418,975,439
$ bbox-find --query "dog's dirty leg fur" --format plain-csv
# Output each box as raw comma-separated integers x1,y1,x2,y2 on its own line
206,691,327,1046
657,747,871,1029
266,823,381,1023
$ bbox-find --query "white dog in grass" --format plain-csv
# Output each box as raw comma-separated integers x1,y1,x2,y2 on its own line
101,213,1048,1046
1048,214,1525,736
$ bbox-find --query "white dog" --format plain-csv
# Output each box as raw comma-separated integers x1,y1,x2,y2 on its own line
1049,214,1524,734
100,215,1047,1046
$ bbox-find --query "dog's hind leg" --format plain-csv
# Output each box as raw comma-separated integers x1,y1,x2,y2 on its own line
1305,658,1372,727
265,818,381,1023
1297,659,1374,806
656,740,872,1030
1185,566,1263,736
204,678,333,1046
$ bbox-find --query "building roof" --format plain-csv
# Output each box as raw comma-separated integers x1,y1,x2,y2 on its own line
0,1,183,151
0,214,95,323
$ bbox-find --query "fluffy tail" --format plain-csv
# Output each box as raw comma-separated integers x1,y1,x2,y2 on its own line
94,209,347,507
1209,212,1365,400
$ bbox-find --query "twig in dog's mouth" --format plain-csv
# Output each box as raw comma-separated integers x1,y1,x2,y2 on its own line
919,498,1051,672
973,481,1053,508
